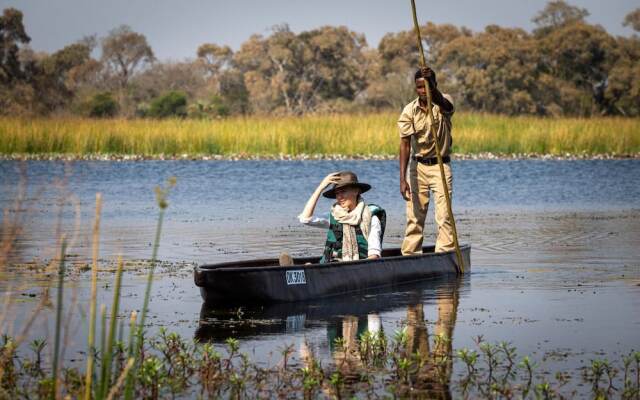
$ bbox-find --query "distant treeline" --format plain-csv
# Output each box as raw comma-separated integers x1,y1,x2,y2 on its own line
1,1,639,118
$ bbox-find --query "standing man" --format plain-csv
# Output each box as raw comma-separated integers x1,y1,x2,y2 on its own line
398,67,455,255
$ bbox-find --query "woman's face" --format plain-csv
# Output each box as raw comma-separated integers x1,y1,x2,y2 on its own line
335,186,360,211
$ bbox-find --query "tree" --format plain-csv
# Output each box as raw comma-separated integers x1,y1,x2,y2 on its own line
101,25,154,90
623,8,640,32
605,36,640,115
42,43,93,87
217,69,249,115
0,8,30,85
370,23,471,110
196,43,234,100
302,25,367,101
1,37,95,115
377,29,417,78
131,60,207,104
440,25,540,114
537,22,616,115
236,25,310,114
197,43,232,77
3,4,640,118
532,0,589,35
34,42,94,111
234,24,367,114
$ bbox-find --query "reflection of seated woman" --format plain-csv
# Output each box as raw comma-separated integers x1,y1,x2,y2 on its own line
299,171,386,263
299,313,382,395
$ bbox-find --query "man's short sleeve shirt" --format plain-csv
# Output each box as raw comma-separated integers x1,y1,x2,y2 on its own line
397,94,455,158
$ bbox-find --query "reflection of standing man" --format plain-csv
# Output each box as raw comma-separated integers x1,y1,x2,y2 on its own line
405,283,460,399
398,67,455,255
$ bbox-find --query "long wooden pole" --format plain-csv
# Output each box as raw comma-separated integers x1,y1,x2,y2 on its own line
410,0,465,274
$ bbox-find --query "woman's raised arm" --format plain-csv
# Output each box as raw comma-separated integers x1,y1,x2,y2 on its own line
299,172,341,220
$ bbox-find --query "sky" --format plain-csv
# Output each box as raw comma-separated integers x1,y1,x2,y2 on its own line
2,0,638,61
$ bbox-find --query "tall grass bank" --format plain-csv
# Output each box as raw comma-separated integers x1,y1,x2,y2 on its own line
1,113,638,158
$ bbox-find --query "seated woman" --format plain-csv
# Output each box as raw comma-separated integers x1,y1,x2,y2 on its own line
299,171,386,263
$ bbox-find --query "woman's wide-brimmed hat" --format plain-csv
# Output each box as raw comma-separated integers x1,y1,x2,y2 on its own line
322,171,371,199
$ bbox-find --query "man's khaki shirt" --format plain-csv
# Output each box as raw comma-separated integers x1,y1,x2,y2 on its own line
397,94,455,158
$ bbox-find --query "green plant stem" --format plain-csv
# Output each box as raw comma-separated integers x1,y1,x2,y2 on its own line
51,237,68,399
122,311,137,400
84,193,102,400
139,207,164,331
100,257,124,399
125,206,165,400
99,303,107,396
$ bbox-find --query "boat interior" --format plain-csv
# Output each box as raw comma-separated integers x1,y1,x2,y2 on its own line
199,245,439,270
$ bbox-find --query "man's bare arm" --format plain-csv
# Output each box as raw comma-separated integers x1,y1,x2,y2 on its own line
431,88,453,113
399,137,411,201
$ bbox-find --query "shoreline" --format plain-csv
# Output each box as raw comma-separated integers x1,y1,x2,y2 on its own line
1,152,639,161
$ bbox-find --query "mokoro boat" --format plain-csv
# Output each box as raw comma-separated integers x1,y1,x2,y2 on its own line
194,244,470,303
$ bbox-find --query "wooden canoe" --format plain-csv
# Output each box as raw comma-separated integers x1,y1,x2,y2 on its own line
194,244,471,304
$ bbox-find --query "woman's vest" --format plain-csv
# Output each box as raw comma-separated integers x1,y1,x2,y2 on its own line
320,204,386,263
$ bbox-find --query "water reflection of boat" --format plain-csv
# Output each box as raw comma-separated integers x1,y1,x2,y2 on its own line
194,244,470,303
194,276,464,342
196,276,462,399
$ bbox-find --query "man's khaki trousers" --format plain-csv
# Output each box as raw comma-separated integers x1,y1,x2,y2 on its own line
401,161,454,255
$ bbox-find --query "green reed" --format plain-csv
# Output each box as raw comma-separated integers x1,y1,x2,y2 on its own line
124,177,175,400
84,193,102,400
99,257,123,399
51,237,67,399
0,113,638,157
5,176,176,400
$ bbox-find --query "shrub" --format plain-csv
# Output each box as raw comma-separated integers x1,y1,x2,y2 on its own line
187,96,230,119
87,92,118,118
148,91,187,118
209,96,230,117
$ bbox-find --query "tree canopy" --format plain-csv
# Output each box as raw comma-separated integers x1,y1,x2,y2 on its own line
0,8,31,83
101,25,155,90
1,1,639,118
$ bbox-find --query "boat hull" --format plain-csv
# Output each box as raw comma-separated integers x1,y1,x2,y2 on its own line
194,244,471,303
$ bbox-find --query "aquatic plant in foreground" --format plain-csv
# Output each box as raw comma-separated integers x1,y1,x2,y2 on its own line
1,325,639,398
0,176,176,399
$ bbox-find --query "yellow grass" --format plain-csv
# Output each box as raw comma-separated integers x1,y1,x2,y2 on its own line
0,113,638,156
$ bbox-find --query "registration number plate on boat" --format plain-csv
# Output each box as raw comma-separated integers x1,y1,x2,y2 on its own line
286,270,306,285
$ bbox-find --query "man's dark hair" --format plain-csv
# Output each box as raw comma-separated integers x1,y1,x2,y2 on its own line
414,68,437,87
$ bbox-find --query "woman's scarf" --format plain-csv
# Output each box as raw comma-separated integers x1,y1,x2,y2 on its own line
331,199,372,261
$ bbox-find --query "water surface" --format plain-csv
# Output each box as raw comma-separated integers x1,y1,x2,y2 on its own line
1,159,639,396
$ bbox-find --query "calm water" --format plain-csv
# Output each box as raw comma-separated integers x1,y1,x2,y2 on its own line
1,159,639,396
1,159,638,262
